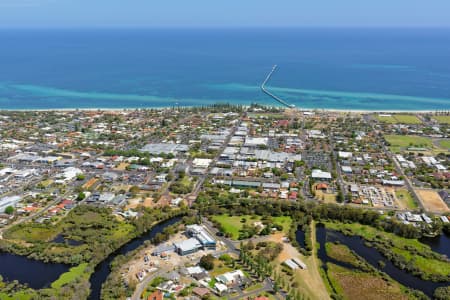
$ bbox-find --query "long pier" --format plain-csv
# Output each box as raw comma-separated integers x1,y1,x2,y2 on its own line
261,65,295,108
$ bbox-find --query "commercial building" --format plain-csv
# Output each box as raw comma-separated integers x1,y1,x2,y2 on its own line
173,224,216,255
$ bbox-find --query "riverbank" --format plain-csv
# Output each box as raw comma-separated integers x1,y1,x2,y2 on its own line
0,206,186,300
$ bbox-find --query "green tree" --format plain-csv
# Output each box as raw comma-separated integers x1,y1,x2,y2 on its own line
199,254,215,270
4,205,14,214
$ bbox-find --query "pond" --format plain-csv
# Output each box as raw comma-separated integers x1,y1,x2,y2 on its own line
315,225,448,298
52,234,84,246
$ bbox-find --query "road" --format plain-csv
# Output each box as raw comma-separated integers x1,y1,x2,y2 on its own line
131,268,169,300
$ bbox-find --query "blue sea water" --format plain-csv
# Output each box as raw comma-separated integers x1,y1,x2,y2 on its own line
0,28,450,110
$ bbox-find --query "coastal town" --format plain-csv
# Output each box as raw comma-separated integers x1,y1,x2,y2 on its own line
0,105,449,300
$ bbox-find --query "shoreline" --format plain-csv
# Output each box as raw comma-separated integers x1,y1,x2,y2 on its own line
0,106,445,113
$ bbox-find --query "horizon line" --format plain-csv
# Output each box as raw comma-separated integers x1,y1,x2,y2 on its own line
1,25,450,30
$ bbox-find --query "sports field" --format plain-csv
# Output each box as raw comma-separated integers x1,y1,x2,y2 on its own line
384,135,432,152
433,115,450,124
377,114,422,124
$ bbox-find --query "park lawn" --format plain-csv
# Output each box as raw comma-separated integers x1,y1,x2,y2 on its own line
377,115,397,123
439,139,450,149
384,135,432,151
393,115,422,124
211,215,292,239
326,263,410,300
325,221,450,278
395,189,418,210
272,216,293,235
51,263,89,289
433,116,450,124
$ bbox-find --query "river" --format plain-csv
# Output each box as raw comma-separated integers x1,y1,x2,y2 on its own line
0,215,181,299
315,225,449,298
0,252,69,289
87,215,182,300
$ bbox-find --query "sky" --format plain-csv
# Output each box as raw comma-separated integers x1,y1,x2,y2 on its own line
0,0,450,28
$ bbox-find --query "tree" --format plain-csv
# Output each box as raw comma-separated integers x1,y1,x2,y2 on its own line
4,206,14,215
129,186,140,195
76,173,86,181
77,192,86,201
199,254,215,271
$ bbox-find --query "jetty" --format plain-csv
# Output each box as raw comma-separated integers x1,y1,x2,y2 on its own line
261,65,295,108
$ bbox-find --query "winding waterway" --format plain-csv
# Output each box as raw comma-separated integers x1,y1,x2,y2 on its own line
315,225,449,298
0,252,69,289
88,216,182,300
0,215,181,299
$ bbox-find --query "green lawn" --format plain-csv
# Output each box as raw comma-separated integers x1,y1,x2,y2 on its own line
395,189,418,210
439,139,450,149
377,114,422,124
393,115,422,124
384,135,432,152
376,115,397,123
51,263,89,289
433,115,450,124
211,215,292,240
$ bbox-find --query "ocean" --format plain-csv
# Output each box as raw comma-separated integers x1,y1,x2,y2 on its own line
0,28,449,110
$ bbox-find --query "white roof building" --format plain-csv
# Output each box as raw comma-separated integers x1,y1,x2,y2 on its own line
338,152,353,159
311,169,332,180
192,158,212,169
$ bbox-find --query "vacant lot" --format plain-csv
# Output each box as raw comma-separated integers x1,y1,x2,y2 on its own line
394,189,418,210
384,135,432,152
433,115,450,124
416,189,450,213
268,226,330,300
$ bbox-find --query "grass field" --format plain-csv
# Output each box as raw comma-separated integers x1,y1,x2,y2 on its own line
439,139,450,149
393,115,422,124
51,263,89,289
384,135,432,152
211,215,292,240
395,189,418,210
324,221,450,278
326,263,409,300
433,115,450,124
377,114,422,124
376,115,397,123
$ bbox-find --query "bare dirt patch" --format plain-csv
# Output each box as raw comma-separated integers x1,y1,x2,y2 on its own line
268,226,330,300
416,189,450,213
